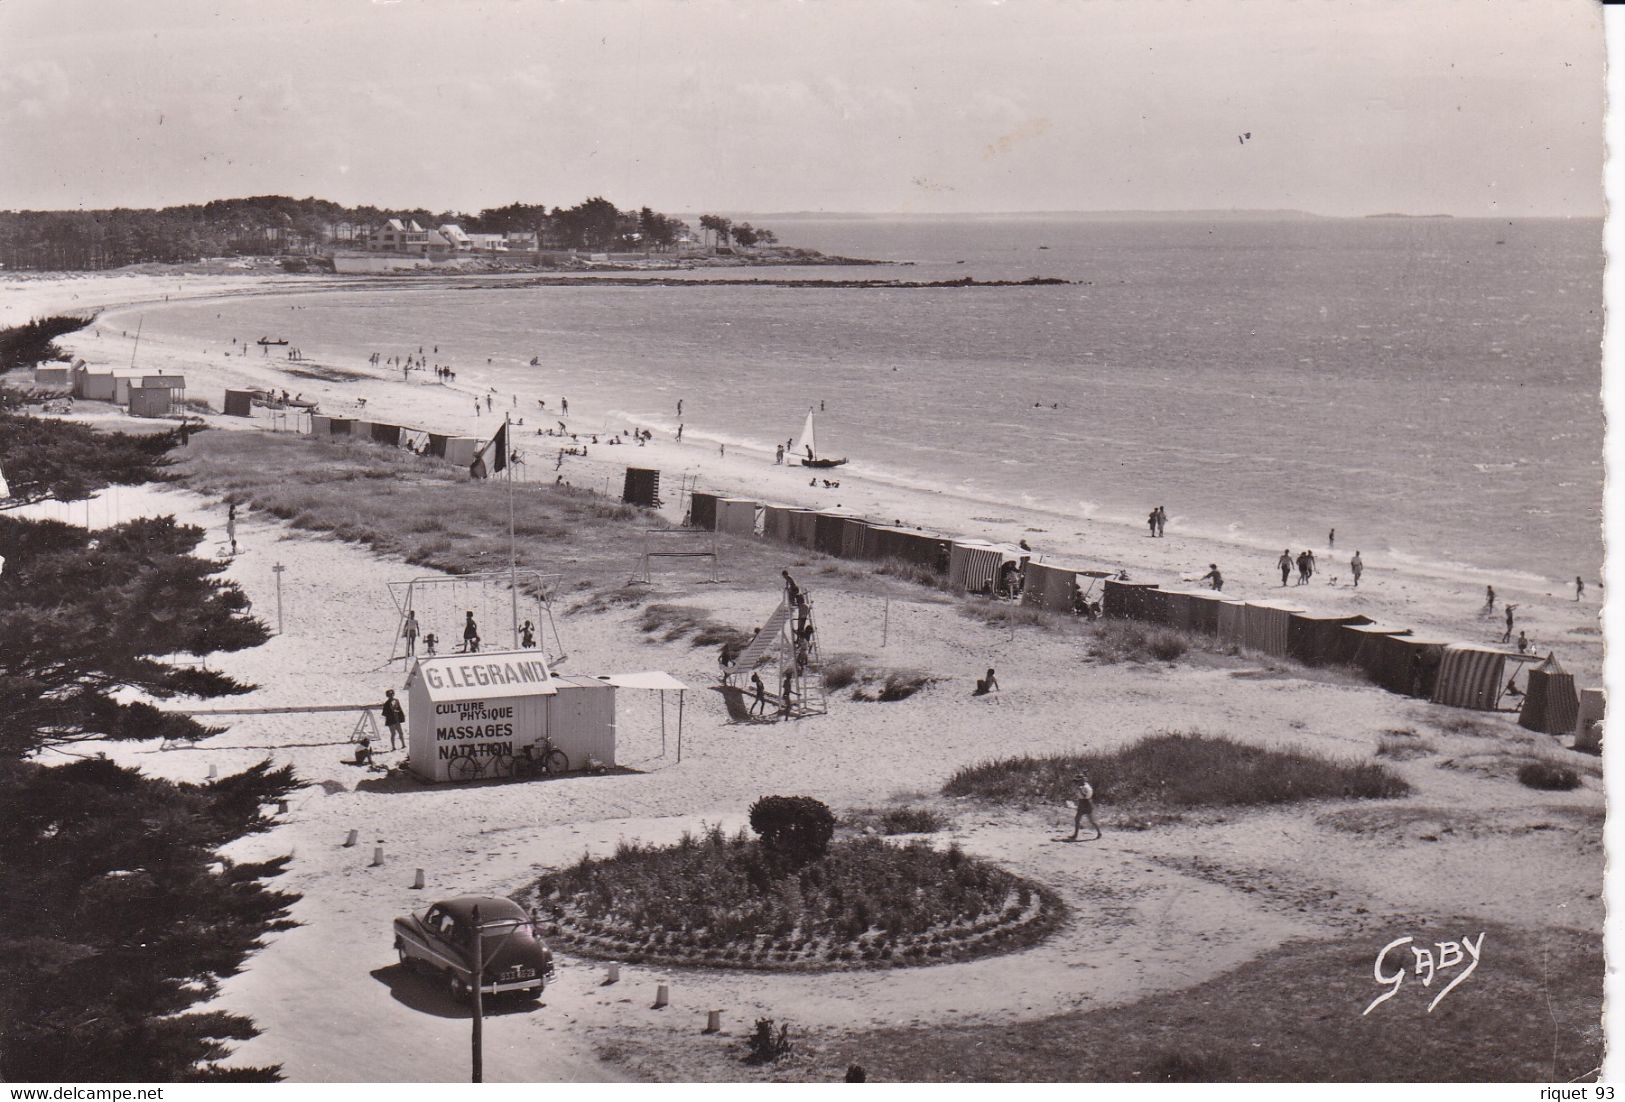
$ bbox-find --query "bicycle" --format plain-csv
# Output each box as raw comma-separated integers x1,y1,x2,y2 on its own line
514,736,569,780
448,751,515,782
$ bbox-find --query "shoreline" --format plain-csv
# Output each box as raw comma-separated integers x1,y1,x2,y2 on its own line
10,269,1604,683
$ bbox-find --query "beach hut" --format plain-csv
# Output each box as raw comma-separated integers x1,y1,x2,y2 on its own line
839,517,869,560
442,437,479,467
405,652,617,783
1216,599,1247,647
1431,643,1511,711
327,417,355,437
111,372,146,405
32,365,71,388
1023,561,1084,613
715,498,758,537
787,508,819,548
623,468,661,508
1175,590,1228,636
885,529,950,574
1102,579,1158,621
1138,587,1179,627
1517,654,1579,735
1242,601,1304,660
1574,688,1604,752
1359,633,1449,698
425,433,449,459
75,365,117,401
370,422,402,447
1332,622,1411,667
223,389,255,417
1286,611,1374,667
689,491,718,531
309,414,331,435
128,386,175,418
760,504,795,544
813,511,850,556
948,540,1025,595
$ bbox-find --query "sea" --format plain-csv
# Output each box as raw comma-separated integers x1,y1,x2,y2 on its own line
137,215,1604,587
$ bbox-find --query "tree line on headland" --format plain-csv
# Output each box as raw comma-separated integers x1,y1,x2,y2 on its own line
0,194,778,271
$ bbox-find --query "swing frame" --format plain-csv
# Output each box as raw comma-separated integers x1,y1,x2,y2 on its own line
385,570,567,666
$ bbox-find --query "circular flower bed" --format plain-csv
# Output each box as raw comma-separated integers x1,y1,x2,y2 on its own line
523,827,1063,971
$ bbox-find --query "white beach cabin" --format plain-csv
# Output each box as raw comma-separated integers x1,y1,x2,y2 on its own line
404,650,616,782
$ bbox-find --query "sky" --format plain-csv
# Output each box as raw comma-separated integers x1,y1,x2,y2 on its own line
0,0,1605,218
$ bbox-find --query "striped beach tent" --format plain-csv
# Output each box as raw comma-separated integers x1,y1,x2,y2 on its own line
1242,601,1303,659
860,525,904,562
689,492,718,531
1287,612,1374,667
760,504,795,544
839,517,869,560
948,541,1026,594
1216,599,1248,647
1432,644,1511,710
1518,654,1579,735
715,498,758,537
1362,633,1450,697
787,509,818,548
813,511,850,556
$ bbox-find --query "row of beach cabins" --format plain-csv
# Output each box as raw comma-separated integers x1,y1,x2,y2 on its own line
36,361,187,418
281,404,1599,752
683,489,1602,751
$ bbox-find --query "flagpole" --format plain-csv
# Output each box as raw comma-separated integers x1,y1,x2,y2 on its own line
507,412,519,650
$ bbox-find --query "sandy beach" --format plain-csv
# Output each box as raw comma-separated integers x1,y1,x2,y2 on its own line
3,270,1605,1081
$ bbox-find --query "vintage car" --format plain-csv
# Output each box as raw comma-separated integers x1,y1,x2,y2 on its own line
393,895,555,1001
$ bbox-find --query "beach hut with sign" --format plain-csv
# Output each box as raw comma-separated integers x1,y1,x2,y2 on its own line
405,650,615,783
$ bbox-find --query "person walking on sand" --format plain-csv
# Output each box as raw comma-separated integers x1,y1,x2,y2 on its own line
775,444,784,464
402,610,420,658
1155,506,1166,538
1576,576,1585,601
1294,550,1309,585
381,689,407,751
463,611,481,654
226,503,239,556
677,399,683,417
677,424,684,442
1277,549,1293,587
1304,548,1317,584
1201,563,1224,591
749,671,768,716
1147,509,1158,537
1328,528,1336,550
1067,772,1102,841
562,398,568,415
1484,585,1496,610
1502,604,1518,644
720,443,726,458
1351,551,1364,588
485,394,493,412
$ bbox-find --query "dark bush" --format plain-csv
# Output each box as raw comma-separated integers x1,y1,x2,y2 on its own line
1517,761,1580,791
746,1018,794,1064
749,795,836,865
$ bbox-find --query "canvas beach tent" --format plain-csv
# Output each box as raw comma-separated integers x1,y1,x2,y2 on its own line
1242,601,1305,660
1573,688,1604,752
1286,611,1374,667
714,497,758,537
948,540,1028,595
1102,579,1159,621
1431,643,1515,711
839,517,869,560
1174,589,1230,636
1518,653,1580,735
689,491,719,531
1359,632,1450,698
813,511,851,556
1333,622,1413,668
1022,561,1102,614
1216,598,1248,647
786,508,818,548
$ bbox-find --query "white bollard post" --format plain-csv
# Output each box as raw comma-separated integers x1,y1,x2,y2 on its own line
411,868,425,890
276,799,290,815
653,983,669,1009
343,829,359,847
705,1010,721,1034
604,963,620,985
370,845,384,867
207,764,218,780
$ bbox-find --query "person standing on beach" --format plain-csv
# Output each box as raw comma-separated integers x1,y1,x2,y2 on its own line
381,689,407,751
485,394,493,412
402,610,420,658
1295,550,1309,585
562,398,569,415
1502,604,1518,644
463,611,481,654
1067,772,1102,841
1147,510,1158,537
1201,564,1223,591
1351,551,1364,588
475,401,481,417
1155,507,1166,538
1304,549,1317,584
1277,550,1293,587
779,667,796,719
1576,576,1585,601
226,504,239,557
521,620,536,648
749,672,767,716
1516,630,1530,654
1329,528,1336,550
775,444,784,464
677,399,683,417
1484,585,1496,610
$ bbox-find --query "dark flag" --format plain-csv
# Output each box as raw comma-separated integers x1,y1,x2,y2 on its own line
470,421,508,479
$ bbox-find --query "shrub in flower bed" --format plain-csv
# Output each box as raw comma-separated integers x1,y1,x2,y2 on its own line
525,825,1062,971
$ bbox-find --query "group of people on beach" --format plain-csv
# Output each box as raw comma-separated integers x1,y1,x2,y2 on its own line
1146,506,1167,537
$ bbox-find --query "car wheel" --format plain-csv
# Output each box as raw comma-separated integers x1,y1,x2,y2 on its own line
396,940,414,972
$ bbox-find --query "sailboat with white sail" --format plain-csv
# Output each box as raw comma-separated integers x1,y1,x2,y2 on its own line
793,408,847,468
